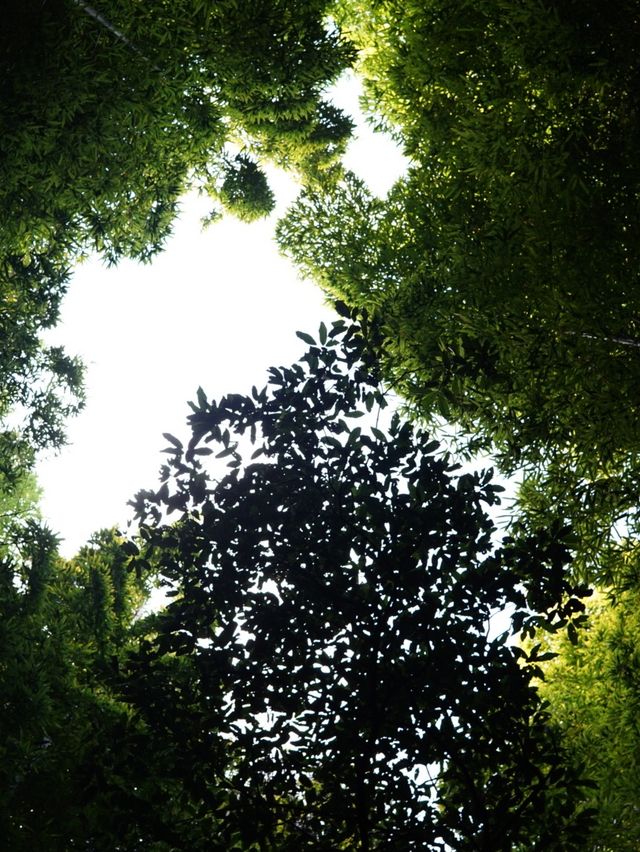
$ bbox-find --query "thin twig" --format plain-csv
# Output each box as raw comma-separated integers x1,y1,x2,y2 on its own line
72,0,162,71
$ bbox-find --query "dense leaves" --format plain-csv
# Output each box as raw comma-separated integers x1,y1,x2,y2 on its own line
2,0,353,266
0,254,83,473
126,320,592,849
536,581,640,851
0,0,352,469
278,0,640,583
0,525,160,850
4,4,638,845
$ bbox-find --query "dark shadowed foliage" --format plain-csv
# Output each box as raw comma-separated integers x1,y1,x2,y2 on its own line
124,317,593,850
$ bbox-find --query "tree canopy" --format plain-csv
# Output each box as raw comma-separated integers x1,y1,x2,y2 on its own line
3,0,353,267
0,321,596,849
536,583,640,851
0,0,352,473
123,318,592,850
0,254,83,475
0,523,155,850
5,2,640,845
278,0,640,584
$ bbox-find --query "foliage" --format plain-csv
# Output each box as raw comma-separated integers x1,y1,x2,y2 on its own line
0,0,352,470
0,254,84,471
0,524,167,851
0,521,70,848
0,323,598,849
125,318,593,850
2,0,353,268
5,4,631,845
0,471,42,547
536,582,640,851
217,154,276,223
278,1,640,583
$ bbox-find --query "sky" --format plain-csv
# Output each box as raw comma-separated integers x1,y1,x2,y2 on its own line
36,73,409,556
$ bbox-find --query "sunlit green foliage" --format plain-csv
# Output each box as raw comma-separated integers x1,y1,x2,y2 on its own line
2,0,352,267
0,472,41,546
5,2,640,844
279,0,640,583
537,581,640,851
0,0,352,470
217,154,276,223
0,255,84,471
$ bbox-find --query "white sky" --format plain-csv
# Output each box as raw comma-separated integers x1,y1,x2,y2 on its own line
37,73,409,556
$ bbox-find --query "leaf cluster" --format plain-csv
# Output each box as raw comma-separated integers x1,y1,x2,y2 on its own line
278,1,640,585
535,584,640,850
123,319,593,849
0,0,353,472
